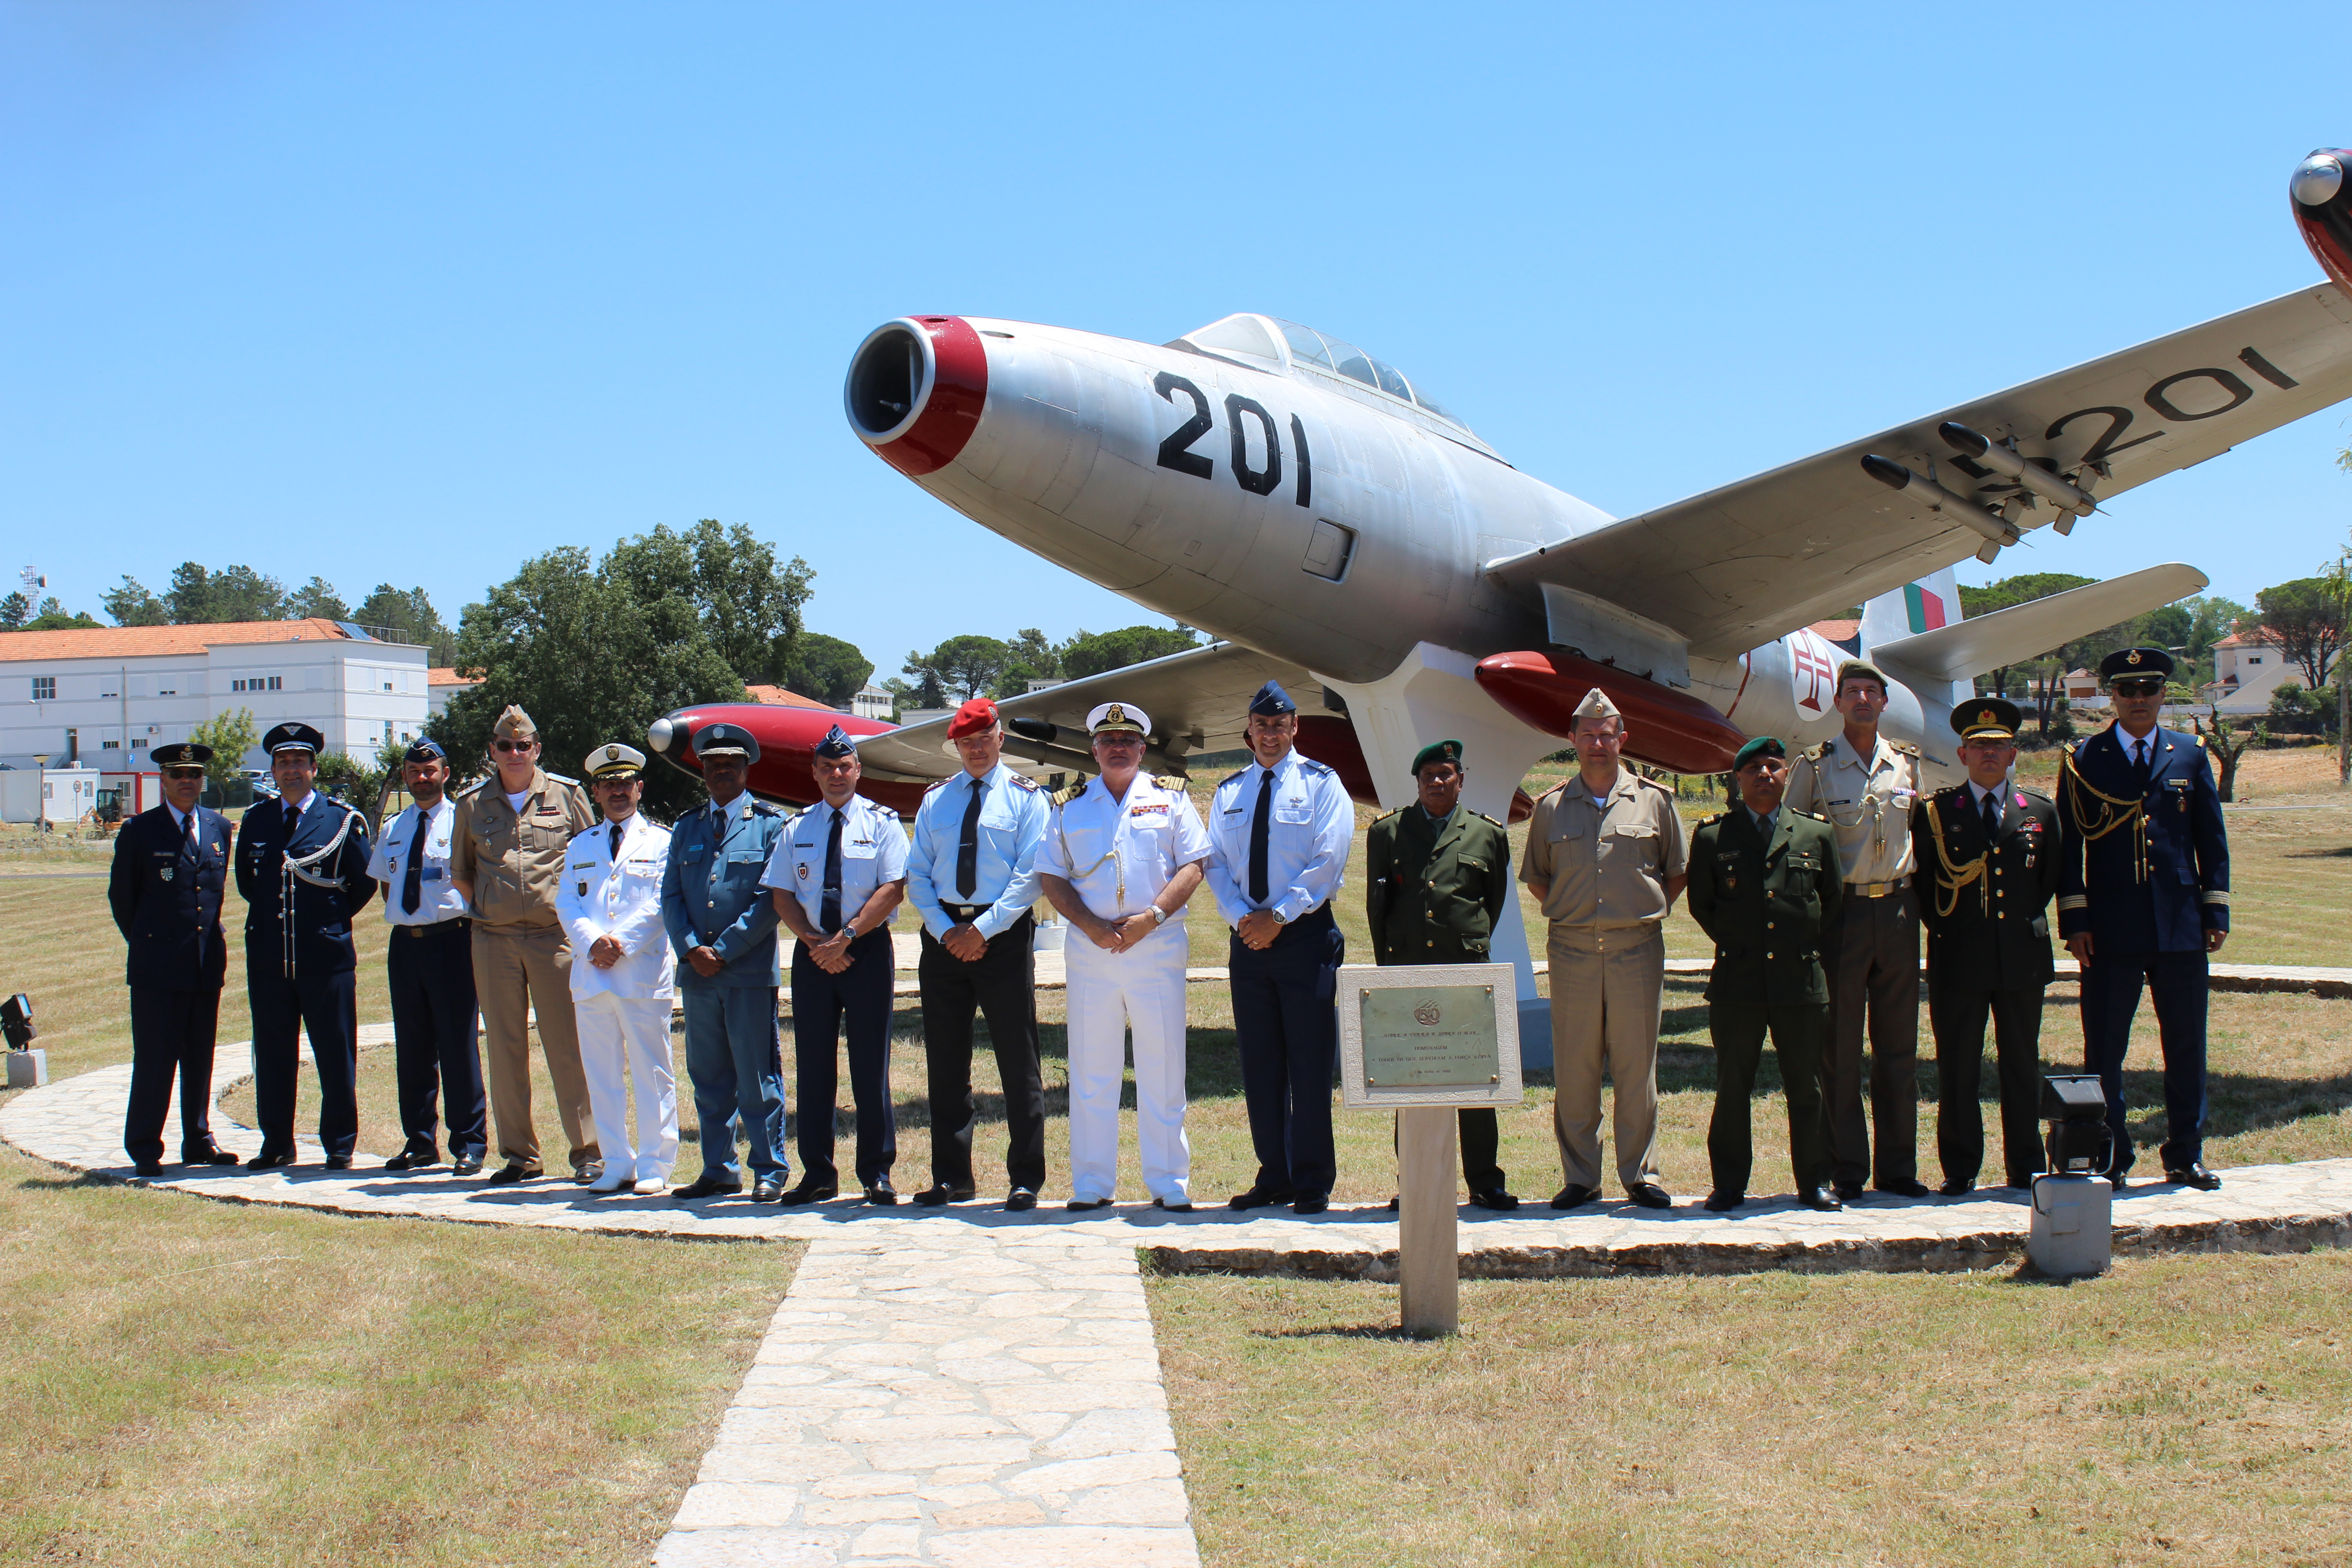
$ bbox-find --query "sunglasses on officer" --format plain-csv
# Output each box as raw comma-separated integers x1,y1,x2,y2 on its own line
2109,676,2165,697
492,738,537,753
162,765,206,780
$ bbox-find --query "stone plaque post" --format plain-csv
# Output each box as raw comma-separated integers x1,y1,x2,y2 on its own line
1338,962,1522,1337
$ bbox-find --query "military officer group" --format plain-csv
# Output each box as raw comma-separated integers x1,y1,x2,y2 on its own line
107,645,2230,1216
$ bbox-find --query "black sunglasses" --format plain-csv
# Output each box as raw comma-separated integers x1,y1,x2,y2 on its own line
493,739,536,753
162,766,206,780
2111,678,2165,695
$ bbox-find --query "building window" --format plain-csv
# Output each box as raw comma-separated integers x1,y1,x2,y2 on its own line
31,676,54,701
383,720,394,741
2249,656,2263,666
383,681,393,692
101,739,120,750
230,675,284,693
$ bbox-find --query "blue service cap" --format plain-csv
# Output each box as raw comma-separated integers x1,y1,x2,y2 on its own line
691,721,762,764
403,737,446,764
152,741,213,768
813,724,857,760
2099,646,2175,681
1248,680,1297,717
262,721,325,756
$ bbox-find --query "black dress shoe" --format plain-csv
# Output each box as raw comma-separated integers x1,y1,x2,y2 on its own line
1625,1183,1672,1210
182,1146,240,1166
1938,1177,1975,1197
323,1156,353,1171
1228,1186,1293,1211
1005,1188,1038,1211
2166,1162,2223,1191
1549,1183,1600,1211
384,1149,440,1171
1291,1193,1329,1215
912,1184,976,1207
863,1181,900,1206
485,1163,541,1186
1832,1178,1864,1202
1066,1196,1113,1211
1469,1188,1521,1212
1385,1196,1400,1211
451,1154,484,1176
1151,1196,1193,1212
673,1172,745,1201
1875,1176,1931,1199
246,1150,295,1171
1798,1185,1844,1212
133,1160,164,1178
776,1181,837,1207
753,1173,789,1202
1703,1190,1744,1211
2106,1169,2131,1191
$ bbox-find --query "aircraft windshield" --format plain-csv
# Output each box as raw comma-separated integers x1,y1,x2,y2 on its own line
1273,318,1466,429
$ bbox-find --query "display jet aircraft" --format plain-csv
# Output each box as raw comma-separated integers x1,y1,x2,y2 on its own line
650,148,2352,1041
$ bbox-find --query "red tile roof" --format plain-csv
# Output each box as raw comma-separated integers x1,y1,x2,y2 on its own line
426,667,476,687
1808,619,1861,643
743,684,834,709
0,618,358,660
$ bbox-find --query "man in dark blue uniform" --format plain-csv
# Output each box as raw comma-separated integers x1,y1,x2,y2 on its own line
234,722,377,1170
2057,647,2230,1191
1205,681,1356,1215
108,740,240,1176
661,721,795,1202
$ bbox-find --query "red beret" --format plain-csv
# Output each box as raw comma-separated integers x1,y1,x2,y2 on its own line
946,697,999,739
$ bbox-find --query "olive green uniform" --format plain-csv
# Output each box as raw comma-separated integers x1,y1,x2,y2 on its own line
1367,804,1512,1194
449,768,601,1171
1519,767,1687,1193
1686,806,1844,1196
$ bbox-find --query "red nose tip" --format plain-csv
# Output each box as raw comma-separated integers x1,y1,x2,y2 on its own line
844,315,989,476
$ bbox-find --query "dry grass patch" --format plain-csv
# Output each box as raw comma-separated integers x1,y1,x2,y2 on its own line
0,1141,794,1568
1150,1254,2352,1568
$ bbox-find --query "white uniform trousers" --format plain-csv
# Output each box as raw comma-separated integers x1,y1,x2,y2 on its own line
1063,918,1191,1203
574,991,679,1182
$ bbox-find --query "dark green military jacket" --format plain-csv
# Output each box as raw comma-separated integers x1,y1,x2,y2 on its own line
1685,806,1844,1004
1366,805,1512,965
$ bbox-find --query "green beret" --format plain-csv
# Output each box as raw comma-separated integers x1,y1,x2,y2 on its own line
1410,739,1464,775
1733,735,1786,770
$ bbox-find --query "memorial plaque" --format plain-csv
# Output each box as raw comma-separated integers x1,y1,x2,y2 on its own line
1338,962,1522,1109
1360,985,1500,1089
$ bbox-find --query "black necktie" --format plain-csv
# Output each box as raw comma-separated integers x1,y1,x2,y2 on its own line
2131,738,2151,790
1248,769,1273,905
181,809,199,864
609,819,623,859
401,807,425,915
957,774,985,900
1981,789,1999,842
820,808,844,934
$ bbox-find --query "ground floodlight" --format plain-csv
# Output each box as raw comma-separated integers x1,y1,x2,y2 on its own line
2040,1073,2111,1176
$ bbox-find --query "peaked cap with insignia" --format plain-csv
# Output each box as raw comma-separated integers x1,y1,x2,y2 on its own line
1956,697,2022,742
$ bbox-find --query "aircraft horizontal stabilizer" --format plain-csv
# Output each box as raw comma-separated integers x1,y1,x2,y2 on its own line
1869,564,2210,683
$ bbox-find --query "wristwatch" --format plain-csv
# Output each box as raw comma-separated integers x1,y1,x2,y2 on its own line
1272,909,1289,925
1147,905,1168,926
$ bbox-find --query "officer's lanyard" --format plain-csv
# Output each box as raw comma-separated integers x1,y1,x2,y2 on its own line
2060,742,2150,885
1922,795,1990,919
1056,780,1130,906
277,800,360,978
1814,744,1904,846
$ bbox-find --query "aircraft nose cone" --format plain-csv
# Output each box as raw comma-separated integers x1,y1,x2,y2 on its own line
2293,151,2344,207
647,715,676,756
845,315,989,476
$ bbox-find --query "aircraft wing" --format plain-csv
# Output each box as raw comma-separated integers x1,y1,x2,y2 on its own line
1872,563,2210,684
1487,284,2352,661
848,640,1313,783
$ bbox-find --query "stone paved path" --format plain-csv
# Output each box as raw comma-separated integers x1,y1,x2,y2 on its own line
657,1230,1197,1567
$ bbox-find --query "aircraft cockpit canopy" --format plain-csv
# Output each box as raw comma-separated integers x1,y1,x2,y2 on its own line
1168,313,1496,460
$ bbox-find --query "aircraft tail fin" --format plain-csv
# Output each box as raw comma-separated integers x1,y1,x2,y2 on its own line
1872,564,2209,686
1858,568,1969,709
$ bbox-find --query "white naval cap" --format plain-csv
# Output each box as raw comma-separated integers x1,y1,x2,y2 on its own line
1086,701,1150,737
585,742,647,779
1573,687,1622,722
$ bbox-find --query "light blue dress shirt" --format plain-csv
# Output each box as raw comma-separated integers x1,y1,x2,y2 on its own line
904,761,1048,941
1204,749,1354,928
365,797,471,926
760,794,910,931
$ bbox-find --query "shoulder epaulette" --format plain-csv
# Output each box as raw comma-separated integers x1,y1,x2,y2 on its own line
1049,784,1085,808
1637,774,1673,791
1008,772,1041,792
924,777,948,792
1152,774,1186,790
567,823,601,843
1892,741,1919,756
750,800,782,817
1804,811,1828,822
1300,759,1335,778
2193,733,2207,748
546,771,580,787
1472,810,1504,828
453,778,487,798
1216,767,1254,791
1802,742,1830,761
1700,812,1724,825
1372,807,1400,824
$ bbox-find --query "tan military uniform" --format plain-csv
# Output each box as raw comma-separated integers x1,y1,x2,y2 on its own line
1783,731,1923,1189
450,765,601,1171
1518,766,1688,1192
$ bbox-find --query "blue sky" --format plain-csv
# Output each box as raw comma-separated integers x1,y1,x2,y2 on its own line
5,4,2346,678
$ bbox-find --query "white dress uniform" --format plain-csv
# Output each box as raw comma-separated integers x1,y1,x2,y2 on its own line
1040,754,1212,1205
557,805,679,1191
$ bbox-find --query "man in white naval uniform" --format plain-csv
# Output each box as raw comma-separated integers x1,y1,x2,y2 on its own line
1038,701,1211,1211
556,743,679,1196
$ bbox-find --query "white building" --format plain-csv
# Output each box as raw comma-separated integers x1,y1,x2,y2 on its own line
2203,626,2340,716
849,681,894,720
0,618,431,773
427,666,480,718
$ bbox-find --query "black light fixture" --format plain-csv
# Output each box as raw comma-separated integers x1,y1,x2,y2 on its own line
2041,1074,2112,1177
0,993,34,1051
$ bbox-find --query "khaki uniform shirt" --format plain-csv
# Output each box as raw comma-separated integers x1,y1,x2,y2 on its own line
1782,733,1920,885
1518,767,1688,931
448,767,597,933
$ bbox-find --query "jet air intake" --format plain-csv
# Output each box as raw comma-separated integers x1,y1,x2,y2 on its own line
845,315,989,477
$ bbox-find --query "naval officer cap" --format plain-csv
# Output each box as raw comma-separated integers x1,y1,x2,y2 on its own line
1248,680,1297,717
813,724,858,760
402,737,446,764
1087,701,1150,737
152,741,213,768
691,721,761,764
262,721,326,757
1732,734,1787,771
2100,646,2176,682
491,705,539,740
1410,738,1464,774
1956,697,2023,742
586,742,646,780
946,697,999,739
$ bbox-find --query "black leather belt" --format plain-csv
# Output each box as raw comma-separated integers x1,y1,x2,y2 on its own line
941,902,993,921
402,918,471,937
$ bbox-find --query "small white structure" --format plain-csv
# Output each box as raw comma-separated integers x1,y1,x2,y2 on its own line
427,666,479,719
849,682,894,720
0,764,99,825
